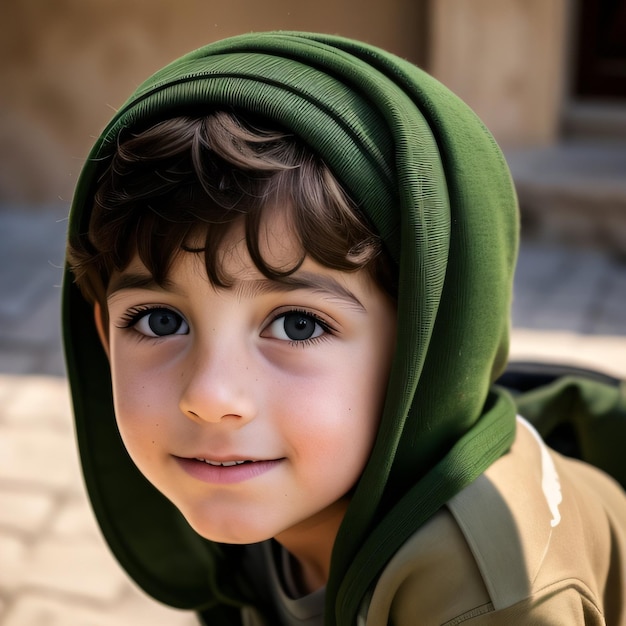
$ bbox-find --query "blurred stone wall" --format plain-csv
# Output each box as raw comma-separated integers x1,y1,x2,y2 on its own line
0,0,427,206
429,0,570,147
1,0,584,208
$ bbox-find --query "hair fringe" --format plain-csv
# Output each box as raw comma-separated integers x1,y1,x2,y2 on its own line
66,112,397,304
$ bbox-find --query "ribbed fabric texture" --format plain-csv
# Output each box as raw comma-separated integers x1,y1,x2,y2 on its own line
63,32,520,625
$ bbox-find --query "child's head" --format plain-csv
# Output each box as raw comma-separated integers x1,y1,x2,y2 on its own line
62,31,519,620
67,110,398,556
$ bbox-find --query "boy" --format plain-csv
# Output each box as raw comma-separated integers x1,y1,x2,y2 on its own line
63,32,626,625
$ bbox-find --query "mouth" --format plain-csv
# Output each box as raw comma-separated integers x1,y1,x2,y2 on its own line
194,458,255,467
176,456,283,484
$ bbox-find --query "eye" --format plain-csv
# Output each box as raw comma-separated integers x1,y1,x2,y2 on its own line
131,308,189,338
266,311,328,342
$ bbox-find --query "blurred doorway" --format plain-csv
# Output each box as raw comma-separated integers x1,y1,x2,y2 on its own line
573,0,626,99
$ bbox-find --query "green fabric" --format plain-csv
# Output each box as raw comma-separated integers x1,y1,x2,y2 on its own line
63,32,521,625
515,375,626,489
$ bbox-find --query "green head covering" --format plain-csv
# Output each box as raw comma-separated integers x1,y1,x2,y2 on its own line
63,31,519,625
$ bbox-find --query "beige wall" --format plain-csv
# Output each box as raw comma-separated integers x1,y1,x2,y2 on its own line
429,0,570,148
2,0,583,205
1,0,426,205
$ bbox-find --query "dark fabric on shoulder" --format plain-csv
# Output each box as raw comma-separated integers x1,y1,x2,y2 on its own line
499,363,626,489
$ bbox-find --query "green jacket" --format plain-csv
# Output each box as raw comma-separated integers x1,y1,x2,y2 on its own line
62,32,625,625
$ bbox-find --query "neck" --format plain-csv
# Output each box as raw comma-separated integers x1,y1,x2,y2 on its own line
274,498,349,594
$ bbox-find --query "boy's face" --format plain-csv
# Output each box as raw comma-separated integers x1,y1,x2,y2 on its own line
99,216,396,553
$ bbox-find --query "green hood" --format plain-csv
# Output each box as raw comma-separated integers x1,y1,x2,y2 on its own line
63,31,519,625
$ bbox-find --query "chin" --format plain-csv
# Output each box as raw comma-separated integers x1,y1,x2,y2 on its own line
181,508,276,545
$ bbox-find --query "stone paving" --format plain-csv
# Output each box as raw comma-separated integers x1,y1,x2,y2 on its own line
0,376,197,626
0,207,624,625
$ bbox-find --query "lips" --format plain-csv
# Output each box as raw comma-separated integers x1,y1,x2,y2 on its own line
176,456,283,484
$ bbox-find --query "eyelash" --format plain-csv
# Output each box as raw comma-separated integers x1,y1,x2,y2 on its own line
116,305,169,329
268,308,336,347
115,305,336,346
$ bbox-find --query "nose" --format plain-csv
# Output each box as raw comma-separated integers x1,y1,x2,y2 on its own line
178,338,258,426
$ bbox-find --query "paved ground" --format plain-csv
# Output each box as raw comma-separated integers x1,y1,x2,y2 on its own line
0,206,624,625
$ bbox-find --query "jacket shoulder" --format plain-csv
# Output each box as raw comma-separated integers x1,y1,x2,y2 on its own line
361,418,626,625
360,503,492,624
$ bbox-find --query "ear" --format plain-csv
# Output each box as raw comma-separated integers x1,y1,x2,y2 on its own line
94,301,111,359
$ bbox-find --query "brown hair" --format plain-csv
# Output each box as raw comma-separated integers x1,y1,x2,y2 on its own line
67,111,396,305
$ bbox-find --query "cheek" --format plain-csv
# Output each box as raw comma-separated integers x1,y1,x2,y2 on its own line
109,349,174,444
110,361,143,414
109,371,174,479
281,362,384,471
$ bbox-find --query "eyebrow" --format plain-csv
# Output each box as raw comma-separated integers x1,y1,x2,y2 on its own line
107,270,365,311
234,272,365,311
107,273,178,298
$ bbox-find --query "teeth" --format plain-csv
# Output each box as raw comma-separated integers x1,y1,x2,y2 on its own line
195,458,248,466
